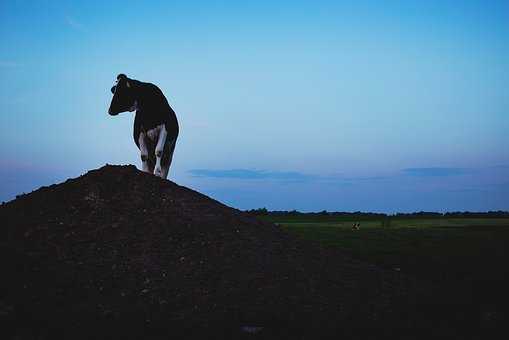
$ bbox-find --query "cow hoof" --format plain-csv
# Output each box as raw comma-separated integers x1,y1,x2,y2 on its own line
154,167,162,177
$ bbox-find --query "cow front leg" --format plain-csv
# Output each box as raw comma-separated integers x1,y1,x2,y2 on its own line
154,125,168,178
138,132,151,173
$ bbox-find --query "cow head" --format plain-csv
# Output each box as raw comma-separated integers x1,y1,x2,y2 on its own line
108,74,137,115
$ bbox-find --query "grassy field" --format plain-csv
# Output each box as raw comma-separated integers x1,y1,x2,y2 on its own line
258,215,509,316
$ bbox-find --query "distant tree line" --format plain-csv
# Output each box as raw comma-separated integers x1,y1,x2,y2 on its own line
394,211,509,218
245,208,509,219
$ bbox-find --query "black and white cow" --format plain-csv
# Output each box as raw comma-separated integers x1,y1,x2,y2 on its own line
108,74,179,179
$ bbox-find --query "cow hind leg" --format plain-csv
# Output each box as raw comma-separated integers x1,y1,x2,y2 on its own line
160,136,177,179
147,154,155,174
154,125,168,178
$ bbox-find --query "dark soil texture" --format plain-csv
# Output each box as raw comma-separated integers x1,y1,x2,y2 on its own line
0,165,499,339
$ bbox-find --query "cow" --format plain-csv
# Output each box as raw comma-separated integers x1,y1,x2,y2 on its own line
108,74,179,179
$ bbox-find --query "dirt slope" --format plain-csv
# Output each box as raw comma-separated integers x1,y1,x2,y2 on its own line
0,165,468,339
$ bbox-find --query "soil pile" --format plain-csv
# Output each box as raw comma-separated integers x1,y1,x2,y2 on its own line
0,165,466,339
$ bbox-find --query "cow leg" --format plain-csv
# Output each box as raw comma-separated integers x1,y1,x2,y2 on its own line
160,136,177,179
154,125,168,178
138,132,152,173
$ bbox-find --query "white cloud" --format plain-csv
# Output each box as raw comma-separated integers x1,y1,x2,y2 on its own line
65,15,87,32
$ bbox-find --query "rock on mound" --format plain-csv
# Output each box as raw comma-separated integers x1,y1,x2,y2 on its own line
0,165,439,339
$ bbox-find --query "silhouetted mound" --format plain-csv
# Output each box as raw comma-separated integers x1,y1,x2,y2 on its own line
0,166,457,339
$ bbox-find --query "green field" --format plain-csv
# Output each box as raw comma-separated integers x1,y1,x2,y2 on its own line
258,215,509,315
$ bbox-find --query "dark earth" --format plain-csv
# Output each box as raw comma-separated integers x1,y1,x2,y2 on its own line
0,165,502,339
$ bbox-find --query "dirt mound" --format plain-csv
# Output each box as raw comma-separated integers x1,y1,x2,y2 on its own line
0,165,461,339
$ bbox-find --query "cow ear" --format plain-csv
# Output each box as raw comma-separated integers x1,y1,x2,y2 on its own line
111,86,116,94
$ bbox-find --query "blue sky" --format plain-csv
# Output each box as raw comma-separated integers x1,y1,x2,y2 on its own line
1,0,508,212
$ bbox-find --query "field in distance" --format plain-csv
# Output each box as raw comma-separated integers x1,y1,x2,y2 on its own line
255,212,509,323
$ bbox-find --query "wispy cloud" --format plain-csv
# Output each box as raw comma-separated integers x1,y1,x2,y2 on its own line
490,164,509,170
65,15,86,32
189,169,317,182
342,176,389,182
402,167,466,177
189,169,393,184
0,60,20,68
446,188,483,193
189,166,476,183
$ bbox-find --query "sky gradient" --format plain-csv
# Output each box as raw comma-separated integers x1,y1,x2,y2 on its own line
1,0,508,212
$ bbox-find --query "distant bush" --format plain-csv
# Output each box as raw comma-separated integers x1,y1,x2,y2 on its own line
246,209,509,219
246,207,268,215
